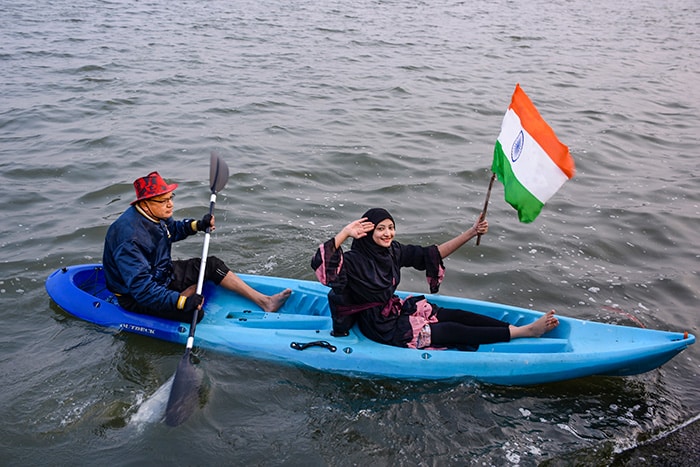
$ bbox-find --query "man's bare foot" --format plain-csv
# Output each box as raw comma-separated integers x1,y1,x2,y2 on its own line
263,288,292,312
510,310,559,339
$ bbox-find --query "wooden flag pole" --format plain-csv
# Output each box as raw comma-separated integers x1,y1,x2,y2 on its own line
476,172,496,246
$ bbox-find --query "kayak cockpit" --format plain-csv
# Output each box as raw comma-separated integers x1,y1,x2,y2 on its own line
73,266,113,301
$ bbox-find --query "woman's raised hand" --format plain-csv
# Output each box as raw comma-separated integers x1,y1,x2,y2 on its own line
334,217,375,249
343,217,375,239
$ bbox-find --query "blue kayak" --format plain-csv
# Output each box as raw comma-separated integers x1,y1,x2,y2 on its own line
45,264,695,386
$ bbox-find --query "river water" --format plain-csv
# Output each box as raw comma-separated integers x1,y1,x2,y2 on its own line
1,0,699,465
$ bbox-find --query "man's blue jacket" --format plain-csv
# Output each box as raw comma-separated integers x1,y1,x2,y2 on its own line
103,205,197,312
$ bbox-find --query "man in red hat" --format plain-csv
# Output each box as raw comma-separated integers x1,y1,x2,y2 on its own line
102,171,291,322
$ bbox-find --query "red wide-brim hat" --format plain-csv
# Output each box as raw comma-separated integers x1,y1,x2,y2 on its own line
131,171,178,205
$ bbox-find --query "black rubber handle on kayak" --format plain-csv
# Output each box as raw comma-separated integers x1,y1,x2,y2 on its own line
290,341,337,352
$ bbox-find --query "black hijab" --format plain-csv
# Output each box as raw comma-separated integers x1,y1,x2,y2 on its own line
344,208,400,303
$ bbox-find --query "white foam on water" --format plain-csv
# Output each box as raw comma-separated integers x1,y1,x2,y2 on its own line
613,412,700,455
127,376,174,429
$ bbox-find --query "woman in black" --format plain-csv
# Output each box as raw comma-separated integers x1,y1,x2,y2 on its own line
311,208,558,349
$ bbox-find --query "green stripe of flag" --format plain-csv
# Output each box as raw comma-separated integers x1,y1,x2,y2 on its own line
491,140,544,223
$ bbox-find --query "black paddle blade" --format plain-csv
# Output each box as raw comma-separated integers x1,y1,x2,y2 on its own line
165,350,202,426
210,152,229,193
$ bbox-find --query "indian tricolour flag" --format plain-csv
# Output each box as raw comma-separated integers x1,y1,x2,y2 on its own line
491,84,575,223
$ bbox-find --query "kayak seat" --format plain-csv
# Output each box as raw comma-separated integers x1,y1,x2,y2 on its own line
224,310,332,330
74,266,113,301
276,293,330,317
479,338,571,353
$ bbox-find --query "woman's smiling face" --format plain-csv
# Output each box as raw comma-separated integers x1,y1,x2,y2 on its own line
372,218,395,247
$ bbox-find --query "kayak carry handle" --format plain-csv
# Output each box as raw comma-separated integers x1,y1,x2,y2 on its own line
290,341,337,352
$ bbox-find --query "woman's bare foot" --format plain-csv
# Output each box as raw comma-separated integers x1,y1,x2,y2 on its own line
263,288,292,312
510,310,559,338
528,310,559,337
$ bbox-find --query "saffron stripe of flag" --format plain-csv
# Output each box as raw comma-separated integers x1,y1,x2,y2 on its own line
491,84,575,223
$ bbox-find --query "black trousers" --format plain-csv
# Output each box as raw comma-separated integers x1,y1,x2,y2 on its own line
429,307,511,349
117,256,230,323
169,256,230,291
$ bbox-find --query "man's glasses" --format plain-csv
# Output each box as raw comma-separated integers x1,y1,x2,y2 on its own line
149,194,175,204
